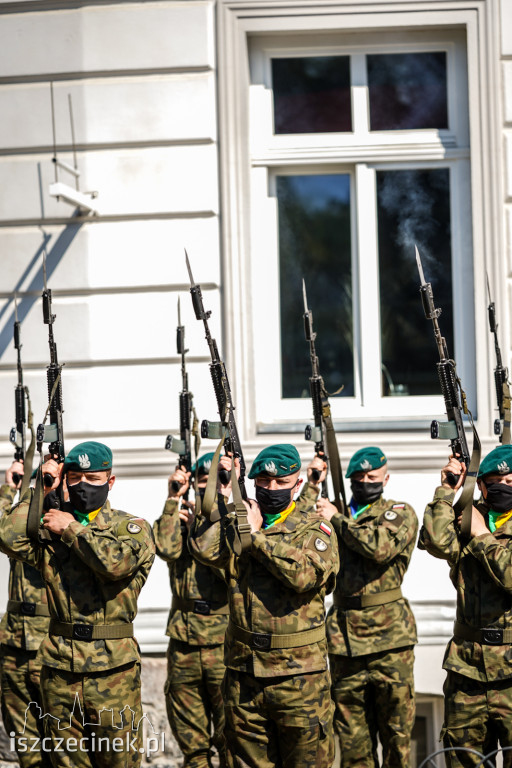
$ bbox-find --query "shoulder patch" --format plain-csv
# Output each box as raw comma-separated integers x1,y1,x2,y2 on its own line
127,522,142,534
384,510,398,521
319,522,332,536
392,504,405,510
117,517,147,540
315,537,328,552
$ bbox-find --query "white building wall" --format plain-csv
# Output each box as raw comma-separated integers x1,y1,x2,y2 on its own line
0,0,221,625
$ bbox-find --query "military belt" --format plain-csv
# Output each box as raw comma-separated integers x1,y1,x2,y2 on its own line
7,600,50,617
171,597,229,616
333,587,402,609
228,621,325,650
454,621,512,645
49,619,134,641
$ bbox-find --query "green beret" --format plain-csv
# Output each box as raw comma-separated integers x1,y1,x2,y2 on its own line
63,441,113,473
478,445,512,478
346,446,387,478
248,444,301,479
191,452,215,476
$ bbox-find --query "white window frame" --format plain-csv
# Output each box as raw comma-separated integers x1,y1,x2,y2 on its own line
249,30,474,425
216,0,503,454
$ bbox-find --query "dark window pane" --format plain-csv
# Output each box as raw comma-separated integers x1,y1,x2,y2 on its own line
272,57,352,134
368,52,448,130
377,168,453,396
277,175,353,399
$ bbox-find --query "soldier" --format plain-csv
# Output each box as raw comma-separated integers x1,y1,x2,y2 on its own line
0,460,53,768
0,441,155,768
189,443,339,768
420,444,512,767
153,452,228,768
315,446,418,768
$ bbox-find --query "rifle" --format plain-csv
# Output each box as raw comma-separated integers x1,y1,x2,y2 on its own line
416,245,480,537
9,295,35,495
302,280,346,511
165,297,199,498
36,254,66,506
185,251,250,554
487,276,511,444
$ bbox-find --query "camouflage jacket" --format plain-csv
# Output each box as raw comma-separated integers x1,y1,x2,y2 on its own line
0,493,155,673
421,486,512,682
189,489,339,678
153,498,228,645
0,483,50,651
327,494,418,657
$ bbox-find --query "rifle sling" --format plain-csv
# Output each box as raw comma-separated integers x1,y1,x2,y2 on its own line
455,421,481,540
202,430,227,522
201,428,251,555
27,470,44,542
502,381,511,445
225,461,251,556
20,389,35,498
321,398,346,511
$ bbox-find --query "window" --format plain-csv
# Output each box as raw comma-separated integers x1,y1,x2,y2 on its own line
249,29,474,427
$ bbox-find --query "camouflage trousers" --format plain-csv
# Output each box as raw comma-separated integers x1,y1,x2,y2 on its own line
165,639,227,768
39,660,143,768
222,667,335,768
442,670,512,768
0,644,53,768
329,646,415,768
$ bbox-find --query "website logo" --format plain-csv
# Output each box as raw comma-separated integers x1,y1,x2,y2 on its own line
10,694,164,758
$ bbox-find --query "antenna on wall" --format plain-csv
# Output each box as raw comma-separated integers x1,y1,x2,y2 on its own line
48,82,100,215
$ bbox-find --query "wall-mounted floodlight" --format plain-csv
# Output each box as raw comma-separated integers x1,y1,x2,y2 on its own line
48,83,100,216
49,182,99,215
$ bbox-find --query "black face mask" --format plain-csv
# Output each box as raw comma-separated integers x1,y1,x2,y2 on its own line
350,480,383,507
68,481,109,515
255,486,293,515
484,482,512,514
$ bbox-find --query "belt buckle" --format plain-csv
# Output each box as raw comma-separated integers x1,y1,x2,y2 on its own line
72,624,94,641
252,633,271,650
20,602,36,616
483,628,503,645
194,600,211,616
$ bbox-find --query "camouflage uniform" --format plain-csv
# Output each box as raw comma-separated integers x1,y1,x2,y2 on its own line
0,493,155,768
0,483,53,768
421,486,512,767
189,484,339,768
326,493,418,768
153,497,228,768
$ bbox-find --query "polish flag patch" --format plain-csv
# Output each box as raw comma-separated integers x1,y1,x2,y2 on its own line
392,504,405,510
319,522,332,536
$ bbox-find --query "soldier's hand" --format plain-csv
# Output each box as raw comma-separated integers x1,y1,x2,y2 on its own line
307,454,327,486
218,455,240,497
316,497,338,521
179,503,194,529
168,465,191,500
41,458,63,494
5,460,24,490
42,508,75,535
441,456,466,491
245,499,263,532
